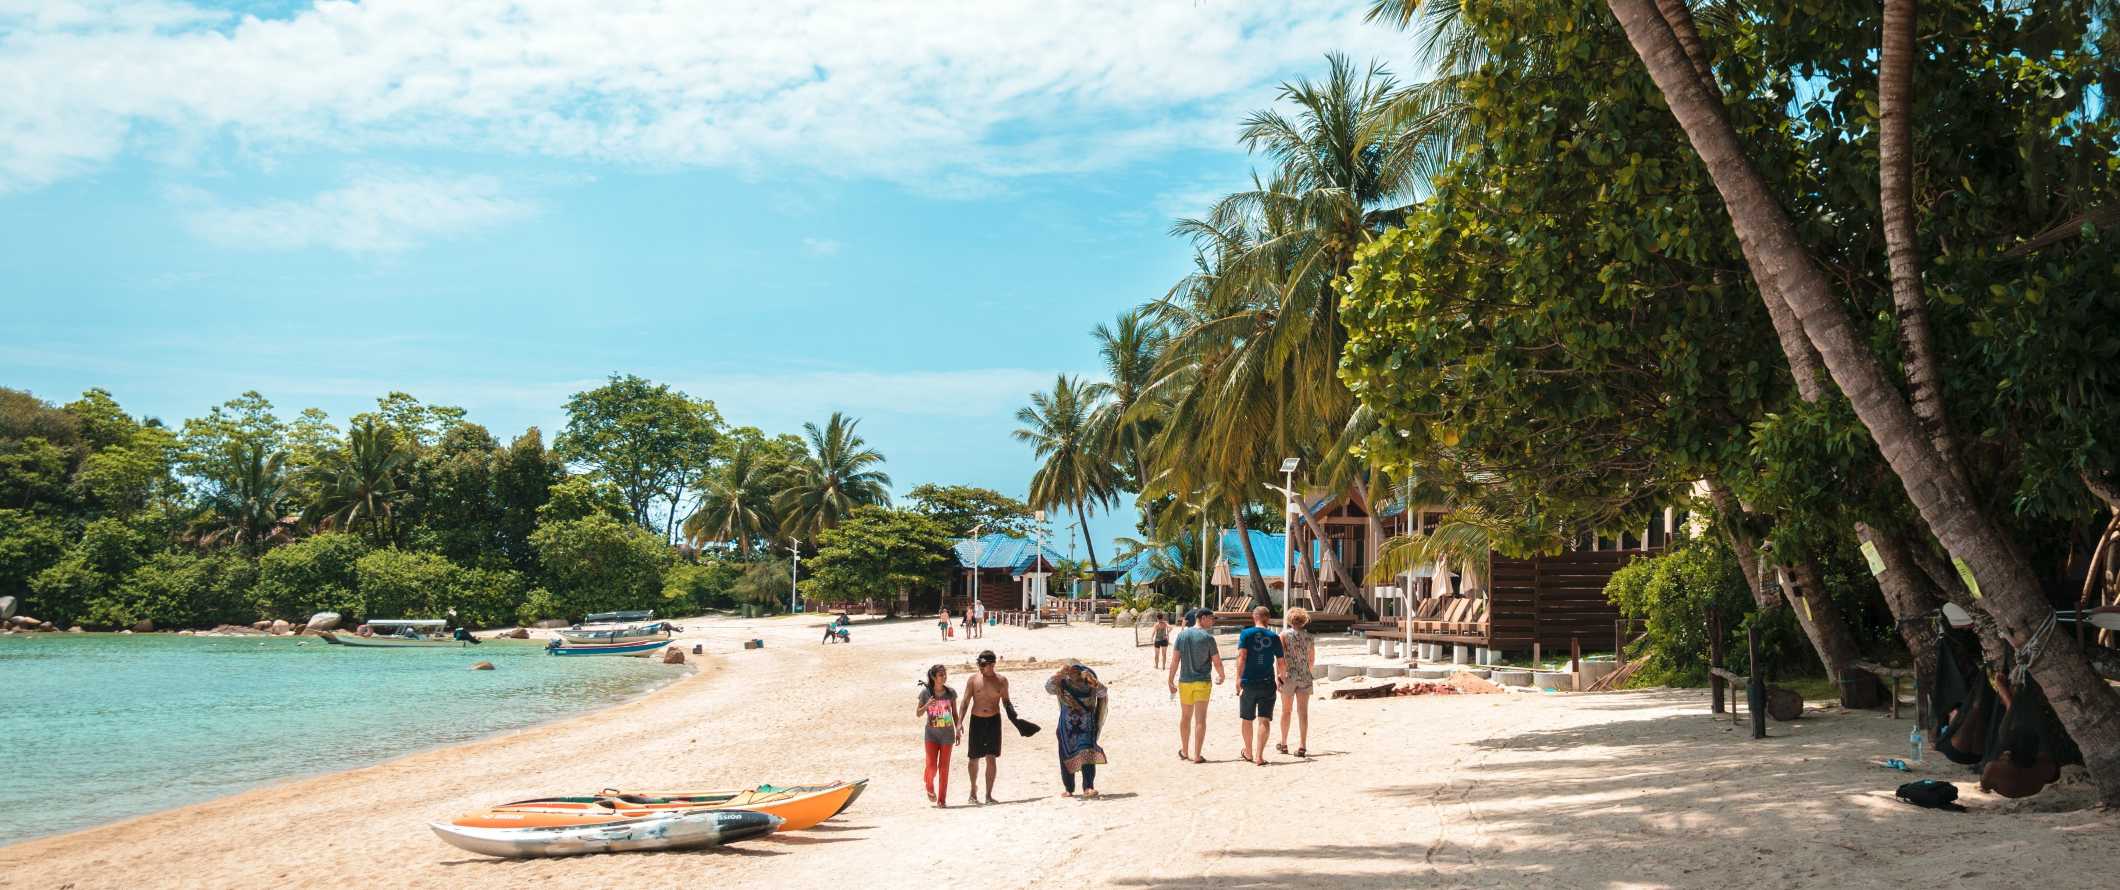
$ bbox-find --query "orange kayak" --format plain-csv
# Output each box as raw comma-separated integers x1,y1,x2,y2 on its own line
453,780,866,832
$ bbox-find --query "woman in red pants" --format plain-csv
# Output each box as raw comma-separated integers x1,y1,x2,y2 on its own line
916,663,961,807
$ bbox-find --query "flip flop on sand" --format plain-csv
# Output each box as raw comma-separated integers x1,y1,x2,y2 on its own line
1295,748,1307,758
1191,755,1204,764
1239,751,1254,764
1276,743,1288,754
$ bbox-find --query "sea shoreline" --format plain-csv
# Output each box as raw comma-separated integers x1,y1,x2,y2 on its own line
0,634,707,852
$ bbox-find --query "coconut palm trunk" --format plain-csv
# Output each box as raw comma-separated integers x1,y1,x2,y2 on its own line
1609,0,2120,803
1232,510,1270,602
1879,0,1957,474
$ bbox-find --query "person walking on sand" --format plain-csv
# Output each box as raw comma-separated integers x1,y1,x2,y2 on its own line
917,664,960,807
962,650,1012,804
1275,607,1317,758
1167,609,1223,763
970,599,985,638
1046,661,1107,797
1150,612,1171,669
1234,606,1284,766
939,608,953,642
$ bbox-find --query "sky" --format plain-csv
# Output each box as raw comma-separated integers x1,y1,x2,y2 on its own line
0,0,1412,558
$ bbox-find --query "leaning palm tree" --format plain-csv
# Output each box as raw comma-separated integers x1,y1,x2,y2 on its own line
683,438,779,556
307,416,413,544
199,440,292,557
774,412,891,545
1015,375,1120,572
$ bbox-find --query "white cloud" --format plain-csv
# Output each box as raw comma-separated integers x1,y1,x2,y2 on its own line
168,171,535,252
801,237,841,256
0,0,1409,193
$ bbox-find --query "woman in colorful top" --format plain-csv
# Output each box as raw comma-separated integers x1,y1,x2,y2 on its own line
1276,607,1317,758
1150,613,1172,669
1045,661,1108,797
916,664,960,807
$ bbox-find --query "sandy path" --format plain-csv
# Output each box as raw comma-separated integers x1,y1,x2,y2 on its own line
3,615,2115,889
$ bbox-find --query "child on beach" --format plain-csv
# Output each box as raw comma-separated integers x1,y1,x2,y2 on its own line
939,608,953,641
917,664,960,807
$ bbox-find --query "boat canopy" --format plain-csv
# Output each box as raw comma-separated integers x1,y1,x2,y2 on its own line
584,610,654,624
368,619,447,627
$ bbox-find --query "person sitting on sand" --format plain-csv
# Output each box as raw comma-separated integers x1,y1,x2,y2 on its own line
1276,607,1317,758
824,613,851,644
1167,609,1222,763
917,664,960,807
1234,606,1285,766
1045,661,1107,797
963,650,1013,804
1150,612,1171,669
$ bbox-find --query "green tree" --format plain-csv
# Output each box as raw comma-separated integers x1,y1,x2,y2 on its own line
354,548,459,620
775,412,892,546
798,506,953,613
28,519,147,627
0,509,66,605
906,483,1034,539
494,427,562,574
683,435,782,556
1015,375,1117,572
1089,309,1168,492
529,513,670,620
195,440,292,556
406,423,504,566
96,550,255,630
306,415,414,545
555,374,723,534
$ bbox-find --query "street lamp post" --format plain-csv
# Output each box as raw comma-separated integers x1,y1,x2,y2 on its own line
787,543,800,615
970,523,986,616
1278,458,1300,635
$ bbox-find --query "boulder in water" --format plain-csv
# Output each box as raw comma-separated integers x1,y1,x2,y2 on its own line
211,624,264,635
0,595,15,620
9,615,39,628
269,619,291,635
130,619,154,633
470,661,495,671
36,621,56,632
253,620,272,631
661,646,686,665
533,618,569,629
177,629,195,636
305,611,342,632
66,625,83,633
500,627,529,640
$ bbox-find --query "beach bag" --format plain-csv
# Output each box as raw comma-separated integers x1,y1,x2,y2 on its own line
1003,699,1041,737
1895,779,1966,812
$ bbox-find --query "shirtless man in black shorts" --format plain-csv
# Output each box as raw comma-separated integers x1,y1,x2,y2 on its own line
963,650,1012,804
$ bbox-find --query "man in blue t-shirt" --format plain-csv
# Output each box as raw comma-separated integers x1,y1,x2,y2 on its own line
1234,605,1285,765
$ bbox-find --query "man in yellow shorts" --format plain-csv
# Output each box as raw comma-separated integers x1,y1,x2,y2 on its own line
1166,609,1225,763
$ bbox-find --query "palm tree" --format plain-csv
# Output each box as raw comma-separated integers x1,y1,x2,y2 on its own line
683,438,778,556
200,440,291,557
307,416,413,544
774,412,891,545
1090,308,1168,492
1015,375,1119,572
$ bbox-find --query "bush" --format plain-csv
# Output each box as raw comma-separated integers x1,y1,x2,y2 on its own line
353,548,460,620
26,518,148,627
1,508,67,613
1604,538,1753,685
252,533,368,621
94,551,255,629
433,566,528,629
663,559,741,615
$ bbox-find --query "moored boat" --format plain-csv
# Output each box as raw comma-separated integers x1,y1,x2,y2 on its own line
431,809,781,858
555,621,676,645
317,619,467,648
464,780,867,832
544,637,669,657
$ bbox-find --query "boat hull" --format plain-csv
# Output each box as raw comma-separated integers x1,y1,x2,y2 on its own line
555,623,674,645
316,631,466,649
546,638,669,657
430,809,781,859
477,781,866,832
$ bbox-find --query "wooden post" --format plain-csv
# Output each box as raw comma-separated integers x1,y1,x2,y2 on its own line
1746,623,1766,740
1615,619,1625,669
1570,635,1582,691
1708,606,1726,715
1533,642,1542,668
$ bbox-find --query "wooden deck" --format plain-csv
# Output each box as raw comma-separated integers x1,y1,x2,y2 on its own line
1369,550,1653,653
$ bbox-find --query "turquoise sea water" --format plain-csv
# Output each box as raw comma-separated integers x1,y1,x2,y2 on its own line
0,633,676,845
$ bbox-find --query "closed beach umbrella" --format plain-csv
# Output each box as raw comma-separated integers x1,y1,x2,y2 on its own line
1211,558,1232,590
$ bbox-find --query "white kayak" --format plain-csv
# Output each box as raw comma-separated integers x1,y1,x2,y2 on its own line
430,809,782,858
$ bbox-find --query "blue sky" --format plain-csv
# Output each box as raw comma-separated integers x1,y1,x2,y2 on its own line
0,0,1408,557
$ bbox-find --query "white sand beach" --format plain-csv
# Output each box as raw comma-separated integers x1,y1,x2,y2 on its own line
3,615,2114,890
